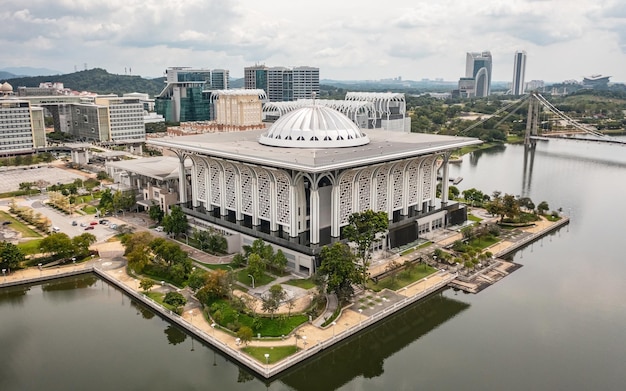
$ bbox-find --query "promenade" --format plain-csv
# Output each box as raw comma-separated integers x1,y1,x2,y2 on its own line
0,208,569,378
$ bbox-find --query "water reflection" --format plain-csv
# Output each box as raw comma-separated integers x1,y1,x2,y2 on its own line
278,293,469,390
41,275,98,292
164,324,187,345
130,300,155,320
469,144,506,166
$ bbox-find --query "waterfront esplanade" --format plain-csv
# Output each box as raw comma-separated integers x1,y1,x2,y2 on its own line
148,106,481,275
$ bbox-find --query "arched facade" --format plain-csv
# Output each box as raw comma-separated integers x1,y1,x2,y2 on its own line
185,153,441,245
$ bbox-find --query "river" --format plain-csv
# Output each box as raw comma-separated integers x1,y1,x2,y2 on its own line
2,138,626,390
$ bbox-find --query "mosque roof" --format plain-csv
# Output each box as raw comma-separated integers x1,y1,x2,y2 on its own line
258,105,370,148
148,129,481,174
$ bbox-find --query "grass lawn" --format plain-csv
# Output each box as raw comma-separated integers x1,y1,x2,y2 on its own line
544,214,561,222
0,211,42,238
17,239,44,255
284,278,316,290
82,205,97,214
196,261,238,271
468,235,500,250
145,291,177,312
367,264,436,292
242,345,299,364
209,299,307,337
468,214,482,222
235,269,275,287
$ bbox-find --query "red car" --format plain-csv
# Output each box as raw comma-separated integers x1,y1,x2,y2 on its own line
84,226,94,230
89,221,98,226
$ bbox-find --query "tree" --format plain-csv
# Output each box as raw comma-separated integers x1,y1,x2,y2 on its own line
318,242,361,302
262,284,286,319
163,291,187,310
246,253,265,283
271,250,288,275
122,231,153,273
40,232,74,259
139,278,155,292
162,205,188,237
502,194,520,221
537,201,550,215
98,188,114,214
0,242,25,271
237,326,253,346
343,210,389,284
196,269,229,302
187,268,208,292
72,233,96,257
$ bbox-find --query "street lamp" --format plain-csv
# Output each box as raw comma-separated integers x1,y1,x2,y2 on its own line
264,353,270,366
2,268,6,282
189,310,194,325
211,323,217,338
331,321,336,338
38,263,42,276
248,274,255,289
302,335,307,348
358,309,363,325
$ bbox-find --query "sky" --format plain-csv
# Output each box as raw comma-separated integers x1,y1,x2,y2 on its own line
2,0,626,83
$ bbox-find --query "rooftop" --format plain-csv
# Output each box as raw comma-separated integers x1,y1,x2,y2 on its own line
148,129,481,173
107,156,191,181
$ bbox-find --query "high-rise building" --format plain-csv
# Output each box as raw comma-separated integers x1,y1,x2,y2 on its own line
156,67,230,122
464,51,492,97
211,69,229,90
512,51,527,95
244,65,319,102
244,65,268,91
293,66,320,100
0,98,47,154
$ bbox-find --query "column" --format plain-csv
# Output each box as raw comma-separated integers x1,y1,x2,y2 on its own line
190,162,199,208
289,184,298,238
441,153,450,206
310,187,320,244
330,185,340,238
178,155,187,204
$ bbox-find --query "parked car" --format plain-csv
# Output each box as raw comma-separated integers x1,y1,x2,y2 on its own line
71,221,77,226
84,226,94,230
2,221,11,225
52,226,61,232
154,226,164,232
89,221,98,226
109,223,118,229
99,219,109,225
80,222,87,227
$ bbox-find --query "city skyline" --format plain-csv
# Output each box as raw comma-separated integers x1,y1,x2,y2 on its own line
2,0,626,82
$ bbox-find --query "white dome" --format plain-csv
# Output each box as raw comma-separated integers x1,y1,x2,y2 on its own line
258,105,369,148
1,82,13,92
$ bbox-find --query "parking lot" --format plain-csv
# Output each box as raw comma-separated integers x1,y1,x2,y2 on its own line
0,166,85,193
17,197,122,243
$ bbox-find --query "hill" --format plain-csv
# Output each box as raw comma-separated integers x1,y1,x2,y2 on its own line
1,68,165,97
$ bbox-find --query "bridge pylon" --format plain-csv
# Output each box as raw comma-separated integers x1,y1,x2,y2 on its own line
524,92,540,147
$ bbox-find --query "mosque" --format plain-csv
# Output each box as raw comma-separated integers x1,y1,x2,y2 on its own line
148,105,481,275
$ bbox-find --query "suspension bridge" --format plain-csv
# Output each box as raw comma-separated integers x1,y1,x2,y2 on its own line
459,92,626,147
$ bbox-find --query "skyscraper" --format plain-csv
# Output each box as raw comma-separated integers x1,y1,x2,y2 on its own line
245,65,319,102
512,51,527,95
465,51,492,97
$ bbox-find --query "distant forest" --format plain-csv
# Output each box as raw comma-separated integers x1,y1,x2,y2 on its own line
1,68,165,97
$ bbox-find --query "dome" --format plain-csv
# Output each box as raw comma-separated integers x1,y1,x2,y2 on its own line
1,82,13,92
258,105,370,148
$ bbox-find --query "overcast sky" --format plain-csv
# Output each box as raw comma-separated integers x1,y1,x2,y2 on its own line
3,0,626,82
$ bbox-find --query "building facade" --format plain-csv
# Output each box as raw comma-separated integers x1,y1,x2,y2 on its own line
245,65,319,102
148,106,480,275
512,51,527,96
156,67,230,122
462,51,492,97
0,98,47,154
